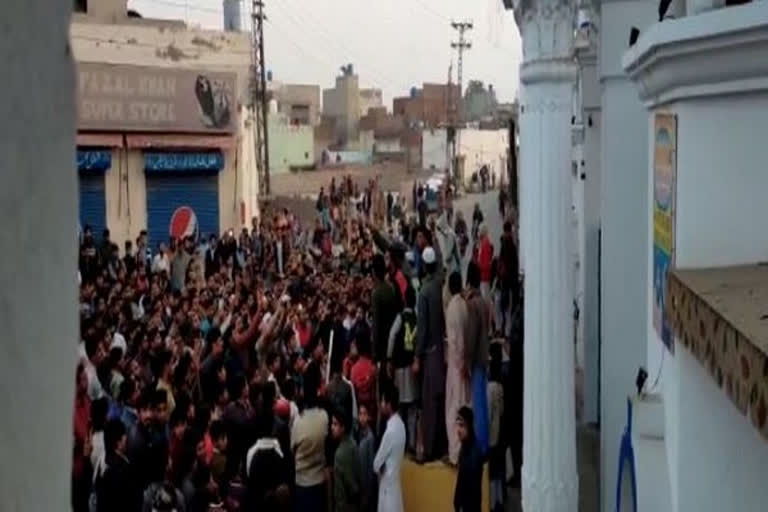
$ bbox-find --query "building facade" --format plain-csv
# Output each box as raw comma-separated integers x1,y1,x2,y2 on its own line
72,3,255,251
393,82,460,128
270,82,321,126
422,128,449,172
464,80,499,122
322,69,361,145
359,88,383,117
268,112,315,174
623,3,768,512
457,128,508,188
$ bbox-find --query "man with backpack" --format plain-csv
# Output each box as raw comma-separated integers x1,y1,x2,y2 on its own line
386,286,419,453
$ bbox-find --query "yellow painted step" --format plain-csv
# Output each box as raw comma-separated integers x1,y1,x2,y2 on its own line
401,458,490,512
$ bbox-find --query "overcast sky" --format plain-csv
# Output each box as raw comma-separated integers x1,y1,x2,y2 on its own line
127,0,522,106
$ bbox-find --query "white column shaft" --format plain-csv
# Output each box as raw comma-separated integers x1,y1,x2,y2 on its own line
0,1,77,510
515,1,579,511
520,79,580,512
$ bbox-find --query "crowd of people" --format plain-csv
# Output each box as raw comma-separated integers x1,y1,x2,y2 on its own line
73,173,522,512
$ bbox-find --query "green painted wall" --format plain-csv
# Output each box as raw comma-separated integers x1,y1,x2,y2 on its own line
268,115,314,174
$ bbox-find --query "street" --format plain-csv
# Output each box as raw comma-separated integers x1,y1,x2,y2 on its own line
454,189,505,248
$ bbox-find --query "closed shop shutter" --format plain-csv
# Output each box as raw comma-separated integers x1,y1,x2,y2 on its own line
77,149,111,242
79,174,107,240
146,174,220,250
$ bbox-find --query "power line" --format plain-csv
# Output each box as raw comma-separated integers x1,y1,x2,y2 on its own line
266,17,403,98
271,0,412,96
405,0,519,58
250,0,270,196
265,19,337,69
410,0,451,22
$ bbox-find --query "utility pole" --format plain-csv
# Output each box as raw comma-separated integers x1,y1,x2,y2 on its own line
446,62,455,181
251,0,270,197
451,20,472,190
450,20,472,118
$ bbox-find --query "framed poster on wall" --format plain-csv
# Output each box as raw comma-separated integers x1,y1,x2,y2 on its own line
652,113,677,353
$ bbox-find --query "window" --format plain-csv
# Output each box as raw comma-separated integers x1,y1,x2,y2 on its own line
74,0,87,12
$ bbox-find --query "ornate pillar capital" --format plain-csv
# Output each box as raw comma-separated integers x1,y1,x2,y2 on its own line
514,0,577,61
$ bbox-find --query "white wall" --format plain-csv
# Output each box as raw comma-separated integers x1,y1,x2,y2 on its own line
600,81,652,512
458,128,508,186
675,95,768,268
375,138,401,154
423,128,448,171
359,88,383,117
661,346,768,512
646,93,768,512
599,3,657,511
1,1,77,510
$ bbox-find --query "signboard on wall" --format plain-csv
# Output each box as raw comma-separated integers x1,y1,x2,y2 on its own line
652,113,677,353
77,62,237,133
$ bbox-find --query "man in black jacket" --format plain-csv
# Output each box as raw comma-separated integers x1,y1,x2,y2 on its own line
371,254,398,365
415,247,447,462
498,221,520,337
453,407,483,512
98,419,142,512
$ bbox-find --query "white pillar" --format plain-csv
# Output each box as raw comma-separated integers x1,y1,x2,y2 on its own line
0,1,77,510
576,17,601,427
598,1,655,511
515,1,579,511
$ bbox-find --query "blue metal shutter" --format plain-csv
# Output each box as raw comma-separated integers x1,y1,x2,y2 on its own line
78,173,107,242
146,174,219,251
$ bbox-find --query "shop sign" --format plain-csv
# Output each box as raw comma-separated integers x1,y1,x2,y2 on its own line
77,62,237,133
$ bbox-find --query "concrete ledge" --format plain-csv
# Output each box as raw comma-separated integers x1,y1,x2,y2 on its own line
668,265,768,442
631,393,665,440
622,3,768,107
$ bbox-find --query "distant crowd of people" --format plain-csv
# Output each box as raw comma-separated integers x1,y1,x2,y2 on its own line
74,173,522,512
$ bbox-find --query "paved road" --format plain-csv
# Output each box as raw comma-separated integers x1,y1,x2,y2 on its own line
454,189,505,247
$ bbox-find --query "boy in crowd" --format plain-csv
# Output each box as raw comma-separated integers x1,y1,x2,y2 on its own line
331,407,362,512
357,404,377,512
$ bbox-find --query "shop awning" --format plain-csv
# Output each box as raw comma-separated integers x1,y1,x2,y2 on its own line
126,134,236,150
77,133,124,147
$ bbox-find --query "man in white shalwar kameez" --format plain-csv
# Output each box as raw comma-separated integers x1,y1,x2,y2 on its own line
374,386,406,512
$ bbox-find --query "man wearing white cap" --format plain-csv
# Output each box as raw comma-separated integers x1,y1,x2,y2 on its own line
414,245,447,463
